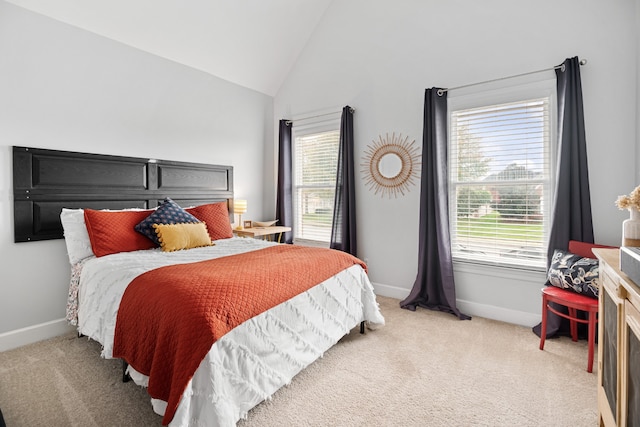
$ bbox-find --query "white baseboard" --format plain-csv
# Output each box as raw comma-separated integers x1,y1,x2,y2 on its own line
0,318,75,352
372,281,540,328
371,281,410,300
456,299,541,328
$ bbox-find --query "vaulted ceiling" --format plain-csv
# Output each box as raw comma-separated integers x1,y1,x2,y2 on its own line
6,0,334,96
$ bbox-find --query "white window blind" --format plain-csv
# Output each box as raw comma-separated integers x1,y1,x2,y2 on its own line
293,129,339,244
449,97,552,269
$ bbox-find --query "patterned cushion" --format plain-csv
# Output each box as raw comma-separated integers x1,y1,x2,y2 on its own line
135,198,201,245
186,202,233,241
84,209,156,257
153,222,213,252
547,249,599,298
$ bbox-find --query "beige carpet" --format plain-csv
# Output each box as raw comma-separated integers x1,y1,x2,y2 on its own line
0,296,597,426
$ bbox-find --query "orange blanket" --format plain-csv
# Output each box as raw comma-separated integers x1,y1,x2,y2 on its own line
112,245,366,425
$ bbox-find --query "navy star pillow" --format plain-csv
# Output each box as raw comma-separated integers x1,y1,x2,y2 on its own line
135,197,201,245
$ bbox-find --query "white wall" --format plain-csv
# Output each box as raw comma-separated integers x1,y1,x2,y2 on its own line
274,0,638,325
0,2,273,349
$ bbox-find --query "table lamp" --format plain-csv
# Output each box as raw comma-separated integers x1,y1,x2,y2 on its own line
233,199,247,230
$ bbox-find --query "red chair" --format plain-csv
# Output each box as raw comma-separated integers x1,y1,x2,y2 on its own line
539,240,614,373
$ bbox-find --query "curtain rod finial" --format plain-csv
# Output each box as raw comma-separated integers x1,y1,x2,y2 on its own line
579,58,587,65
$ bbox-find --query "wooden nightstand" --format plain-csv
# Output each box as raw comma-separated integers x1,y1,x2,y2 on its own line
234,226,291,243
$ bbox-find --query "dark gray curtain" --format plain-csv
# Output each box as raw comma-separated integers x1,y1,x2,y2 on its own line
400,88,470,320
547,56,594,257
533,56,594,338
275,119,293,244
330,106,357,256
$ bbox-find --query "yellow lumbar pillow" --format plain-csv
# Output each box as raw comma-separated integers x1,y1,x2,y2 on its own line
153,222,213,252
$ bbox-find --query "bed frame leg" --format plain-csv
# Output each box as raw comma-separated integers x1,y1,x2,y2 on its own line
360,321,365,334
122,360,131,383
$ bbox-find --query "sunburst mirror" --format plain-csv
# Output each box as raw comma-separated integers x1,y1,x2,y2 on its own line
362,133,421,198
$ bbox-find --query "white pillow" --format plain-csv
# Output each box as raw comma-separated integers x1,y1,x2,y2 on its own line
60,208,94,265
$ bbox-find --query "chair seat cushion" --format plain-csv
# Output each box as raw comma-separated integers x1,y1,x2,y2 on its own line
548,249,599,298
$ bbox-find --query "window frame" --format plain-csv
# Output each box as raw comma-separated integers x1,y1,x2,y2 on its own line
447,77,558,271
291,118,341,247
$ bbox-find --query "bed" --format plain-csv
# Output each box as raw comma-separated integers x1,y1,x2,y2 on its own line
13,147,385,426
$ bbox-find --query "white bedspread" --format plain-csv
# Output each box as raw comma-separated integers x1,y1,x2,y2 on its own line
76,238,385,426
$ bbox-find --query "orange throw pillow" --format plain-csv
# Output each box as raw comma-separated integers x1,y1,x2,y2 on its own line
84,209,156,257
186,202,233,241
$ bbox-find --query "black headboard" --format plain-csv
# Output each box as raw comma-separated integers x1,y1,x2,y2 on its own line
12,146,234,242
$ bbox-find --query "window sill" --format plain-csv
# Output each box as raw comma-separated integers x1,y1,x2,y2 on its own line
453,258,546,280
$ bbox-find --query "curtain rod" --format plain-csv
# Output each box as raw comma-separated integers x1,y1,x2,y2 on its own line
285,107,354,126
437,58,587,96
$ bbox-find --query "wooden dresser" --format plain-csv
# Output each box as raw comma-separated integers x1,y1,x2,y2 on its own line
593,248,640,427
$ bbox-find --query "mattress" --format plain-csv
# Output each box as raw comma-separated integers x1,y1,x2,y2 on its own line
75,237,384,426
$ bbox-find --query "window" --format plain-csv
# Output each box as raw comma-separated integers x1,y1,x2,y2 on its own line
292,127,340,245
448,82,555,270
